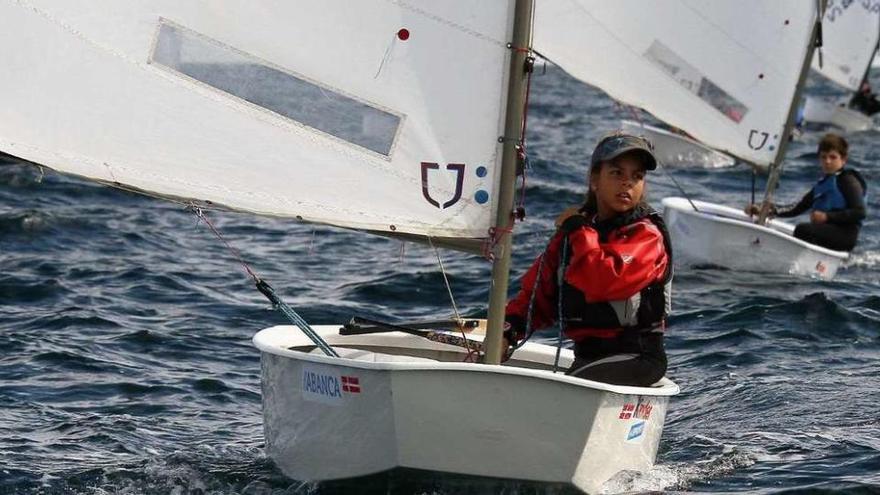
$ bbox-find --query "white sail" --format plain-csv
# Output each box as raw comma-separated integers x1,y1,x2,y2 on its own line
812,0,880,91
534,0,819,167
0,1,515,247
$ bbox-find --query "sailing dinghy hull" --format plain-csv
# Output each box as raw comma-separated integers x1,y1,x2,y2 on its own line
662,197,848,279
802,96,874,133
621,121,736,169
254,325,678,494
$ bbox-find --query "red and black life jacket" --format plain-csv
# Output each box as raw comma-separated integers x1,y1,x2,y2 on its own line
560,206,673,339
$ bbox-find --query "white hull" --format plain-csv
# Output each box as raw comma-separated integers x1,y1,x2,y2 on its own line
802,96,873,132
621,121,736,169
662,197,848,279
254,325,679,494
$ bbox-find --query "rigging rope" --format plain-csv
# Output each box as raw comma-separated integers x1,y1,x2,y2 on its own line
611,102,701,213
658,163,700,213
429,238,479,362
512,232,555,352
191,206,339,357
553,238,568,373
482,44,536,261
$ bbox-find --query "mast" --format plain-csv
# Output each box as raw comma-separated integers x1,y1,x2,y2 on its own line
758,0,827,224
483,0,534,365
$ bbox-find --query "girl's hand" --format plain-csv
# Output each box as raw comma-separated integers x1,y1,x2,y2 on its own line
811,210,828,224
744,203,760,216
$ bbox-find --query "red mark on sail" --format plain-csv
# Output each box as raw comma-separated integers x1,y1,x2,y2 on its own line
398,29,410,41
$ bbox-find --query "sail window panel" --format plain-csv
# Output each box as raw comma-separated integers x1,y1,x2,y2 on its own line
644,41,748,123
151,21,400,156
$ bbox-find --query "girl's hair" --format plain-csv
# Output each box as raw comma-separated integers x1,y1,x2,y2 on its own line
581,153,650,215
818,133,848,157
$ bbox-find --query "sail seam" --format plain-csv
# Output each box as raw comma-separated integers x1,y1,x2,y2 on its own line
387,0,507,48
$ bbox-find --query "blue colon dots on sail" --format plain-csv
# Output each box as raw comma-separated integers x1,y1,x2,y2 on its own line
151,20,400,156
475,166,488,178
474,190,489,204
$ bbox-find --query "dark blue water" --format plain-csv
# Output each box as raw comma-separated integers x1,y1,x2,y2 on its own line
1,66,878,494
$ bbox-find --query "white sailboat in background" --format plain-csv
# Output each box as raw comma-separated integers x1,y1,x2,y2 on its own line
802,0,880,132
535,1,845,279
0,1,678,493
620,120,736,169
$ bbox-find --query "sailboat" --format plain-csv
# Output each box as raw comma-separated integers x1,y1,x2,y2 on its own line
802,0,880,132
535,1,844,279
620,120,736,169
0,1,678,493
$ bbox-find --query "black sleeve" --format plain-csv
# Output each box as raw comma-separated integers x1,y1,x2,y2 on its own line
775,190,813,218
825,174,866,225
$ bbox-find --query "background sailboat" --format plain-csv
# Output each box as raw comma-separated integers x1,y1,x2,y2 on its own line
620,119,736,169
802,0,880,132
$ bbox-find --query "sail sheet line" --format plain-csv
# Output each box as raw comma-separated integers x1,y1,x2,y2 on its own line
428,238,481,362
192,205,340,356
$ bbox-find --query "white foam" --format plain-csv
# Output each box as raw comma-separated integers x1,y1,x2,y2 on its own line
844,250,880,269
600,447,757,494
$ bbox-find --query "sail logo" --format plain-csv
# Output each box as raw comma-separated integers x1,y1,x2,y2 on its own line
626,420,646,443
748,130,775,151
421,162,465,209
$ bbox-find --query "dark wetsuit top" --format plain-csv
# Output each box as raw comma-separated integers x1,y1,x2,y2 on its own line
776,170,866,251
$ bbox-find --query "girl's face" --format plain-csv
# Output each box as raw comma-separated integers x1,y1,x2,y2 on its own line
819,150,846,175
591,154,647,220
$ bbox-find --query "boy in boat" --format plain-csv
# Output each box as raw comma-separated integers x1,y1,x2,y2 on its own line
746,133,866,252
850,82,880,117
503,133,672,387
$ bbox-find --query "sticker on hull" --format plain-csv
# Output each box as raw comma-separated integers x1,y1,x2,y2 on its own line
302,366,362,405
626,420,646,444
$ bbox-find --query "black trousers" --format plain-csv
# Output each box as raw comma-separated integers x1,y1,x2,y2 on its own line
567,333,667,387
793,222,859,252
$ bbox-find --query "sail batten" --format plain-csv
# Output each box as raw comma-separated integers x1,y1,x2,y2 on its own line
534,0,820,167
0,1,516,245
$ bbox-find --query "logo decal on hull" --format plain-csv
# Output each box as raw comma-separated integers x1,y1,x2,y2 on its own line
619,399,653,420
342,375,361,393
626,420,646,443
302,366,361,404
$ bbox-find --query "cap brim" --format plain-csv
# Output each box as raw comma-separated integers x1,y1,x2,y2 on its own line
603,147,657,171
